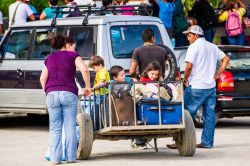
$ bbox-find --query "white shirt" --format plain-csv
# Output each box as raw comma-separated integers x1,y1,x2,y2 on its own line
185,38,225,89
9,2,34,26
0,11,3,24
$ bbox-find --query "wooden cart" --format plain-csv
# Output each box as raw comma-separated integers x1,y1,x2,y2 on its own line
76,81,196,159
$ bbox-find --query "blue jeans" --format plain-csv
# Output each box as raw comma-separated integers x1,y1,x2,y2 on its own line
46,91,78,163
227,33,245,45
204,28,216,43
184,87,216,148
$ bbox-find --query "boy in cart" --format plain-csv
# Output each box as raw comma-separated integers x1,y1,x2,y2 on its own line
88,55,110,130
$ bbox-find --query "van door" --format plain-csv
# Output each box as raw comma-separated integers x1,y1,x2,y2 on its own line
0,29,32,111
25,28,65,112
67,26,97,87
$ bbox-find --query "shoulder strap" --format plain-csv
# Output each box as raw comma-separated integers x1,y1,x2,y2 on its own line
11,2,22,26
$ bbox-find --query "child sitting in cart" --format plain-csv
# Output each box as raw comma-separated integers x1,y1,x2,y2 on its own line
110,65,135,91
133,62,179,101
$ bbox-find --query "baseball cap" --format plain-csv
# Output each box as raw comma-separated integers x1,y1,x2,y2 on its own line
183,25,204,35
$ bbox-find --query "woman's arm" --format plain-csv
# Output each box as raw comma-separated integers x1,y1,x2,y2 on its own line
75,56,91,96
40,66,48,91
39,11,46,20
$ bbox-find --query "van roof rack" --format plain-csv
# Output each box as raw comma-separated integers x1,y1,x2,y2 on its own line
51,3,153,26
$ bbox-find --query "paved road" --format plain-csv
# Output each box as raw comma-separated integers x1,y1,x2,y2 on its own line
0,114,250,166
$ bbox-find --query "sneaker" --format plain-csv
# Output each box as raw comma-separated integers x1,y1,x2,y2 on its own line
131,142,147,150
131,139,148,149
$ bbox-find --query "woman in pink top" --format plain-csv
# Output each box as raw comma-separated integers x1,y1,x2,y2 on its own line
113,0,134,15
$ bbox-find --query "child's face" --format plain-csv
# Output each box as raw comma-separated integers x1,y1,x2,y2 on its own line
114,70,125,82
147,70,160,81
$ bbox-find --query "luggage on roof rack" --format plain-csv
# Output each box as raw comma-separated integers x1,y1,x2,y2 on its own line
51,3,153,26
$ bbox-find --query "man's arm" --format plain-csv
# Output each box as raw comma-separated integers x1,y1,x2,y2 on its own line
129,60,138,76
183,62,193,86
214,55,230,80
28,14,35,21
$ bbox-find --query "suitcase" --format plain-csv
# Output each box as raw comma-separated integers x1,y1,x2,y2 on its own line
136,98,182,125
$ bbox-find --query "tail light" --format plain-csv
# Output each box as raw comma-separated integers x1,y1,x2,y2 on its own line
217,71,234,92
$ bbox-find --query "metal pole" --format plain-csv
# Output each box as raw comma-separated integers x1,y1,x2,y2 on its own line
158,81,162,125
109,85,112,127
133,82,137,126
103,87,107,128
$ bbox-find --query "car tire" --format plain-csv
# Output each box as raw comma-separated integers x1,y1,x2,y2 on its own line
176,110,196,156
157,44,178,81
194,106,219,128
77,112,93,160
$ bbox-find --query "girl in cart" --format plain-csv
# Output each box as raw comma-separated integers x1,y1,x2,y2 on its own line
133,62,181,101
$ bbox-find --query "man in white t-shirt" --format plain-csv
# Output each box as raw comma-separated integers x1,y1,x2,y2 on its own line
167,25,230,150
8,0,35,27
183,25,229,148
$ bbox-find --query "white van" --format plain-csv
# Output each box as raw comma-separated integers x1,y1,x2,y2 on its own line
0,5,177,115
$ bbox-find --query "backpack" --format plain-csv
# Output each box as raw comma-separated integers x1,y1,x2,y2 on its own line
67,5,81,17
226,10,243,37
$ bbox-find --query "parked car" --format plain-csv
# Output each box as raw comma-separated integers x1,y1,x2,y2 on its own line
0,5,178,115
175,45,250,127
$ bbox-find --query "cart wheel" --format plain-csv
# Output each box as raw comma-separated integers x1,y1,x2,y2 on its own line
77,112,93,160
176,110,196,156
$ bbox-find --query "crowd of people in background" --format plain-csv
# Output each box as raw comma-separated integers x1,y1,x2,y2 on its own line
0,0,249,46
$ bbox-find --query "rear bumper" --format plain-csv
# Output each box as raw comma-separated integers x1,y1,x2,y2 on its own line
216,94,250,116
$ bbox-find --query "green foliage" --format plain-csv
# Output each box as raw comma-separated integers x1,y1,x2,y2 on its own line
182,0,221,15
0,0,65,17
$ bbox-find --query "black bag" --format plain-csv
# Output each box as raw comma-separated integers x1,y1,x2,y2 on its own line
102,89,135,126
67,5,82,17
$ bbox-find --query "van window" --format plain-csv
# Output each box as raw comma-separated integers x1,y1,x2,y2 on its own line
32,28,54,59
31,27,68,59
3,29,32,59
110,25,163,58
68,26,96,59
